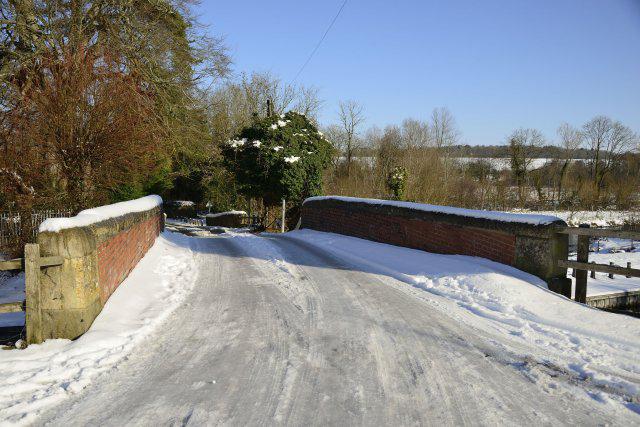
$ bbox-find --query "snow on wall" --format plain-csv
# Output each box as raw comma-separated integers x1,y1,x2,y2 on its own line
513,209,639,228
39,195,162,232
206,210,247,218
304,196,564,226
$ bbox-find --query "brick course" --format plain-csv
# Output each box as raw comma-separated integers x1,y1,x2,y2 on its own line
96,214,162,303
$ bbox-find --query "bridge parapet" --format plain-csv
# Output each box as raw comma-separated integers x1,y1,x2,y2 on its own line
35,196,163,340
301,196,570,296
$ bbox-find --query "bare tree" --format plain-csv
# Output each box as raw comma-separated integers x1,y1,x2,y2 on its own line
400,118,430,148
294,86,323,122
583,116,638,203
508,128,545,207
208,72,323,145
322,124,347,168
430,107,460,149
338,100,366,175
555,122,583,204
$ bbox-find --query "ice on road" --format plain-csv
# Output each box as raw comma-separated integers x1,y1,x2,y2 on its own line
33,230,640,425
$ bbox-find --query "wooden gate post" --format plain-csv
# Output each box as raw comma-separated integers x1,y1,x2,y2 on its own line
25,243,43,344
575,224,590,304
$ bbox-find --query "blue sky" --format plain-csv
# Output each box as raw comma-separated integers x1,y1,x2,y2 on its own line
196,0,640,146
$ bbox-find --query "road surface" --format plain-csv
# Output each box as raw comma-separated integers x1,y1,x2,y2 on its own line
38,232,626,425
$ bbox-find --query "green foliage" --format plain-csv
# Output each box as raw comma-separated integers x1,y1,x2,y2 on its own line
386,166,407,200
223,112,333,207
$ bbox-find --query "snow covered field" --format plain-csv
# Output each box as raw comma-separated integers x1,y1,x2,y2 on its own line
454,157,553,171
0,232,198,425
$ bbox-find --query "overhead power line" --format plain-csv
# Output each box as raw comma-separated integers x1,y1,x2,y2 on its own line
292,0,348,83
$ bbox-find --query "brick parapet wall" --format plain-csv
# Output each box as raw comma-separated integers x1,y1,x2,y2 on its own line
36,203,163,340
301,198,570,294
96,213,162,303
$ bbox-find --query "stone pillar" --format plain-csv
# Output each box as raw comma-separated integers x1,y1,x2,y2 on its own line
37,227,102,340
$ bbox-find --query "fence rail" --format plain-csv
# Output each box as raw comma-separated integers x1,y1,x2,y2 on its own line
556,225,640,304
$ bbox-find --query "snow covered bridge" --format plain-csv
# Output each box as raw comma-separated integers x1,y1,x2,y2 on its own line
1,201,639,424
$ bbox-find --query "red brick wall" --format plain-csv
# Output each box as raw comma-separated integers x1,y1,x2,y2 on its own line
302,204,517,266
96,214,162,304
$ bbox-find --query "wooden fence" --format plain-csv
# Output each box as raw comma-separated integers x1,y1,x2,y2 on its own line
0,210,72,248
556,225,640,305
0,244,63,344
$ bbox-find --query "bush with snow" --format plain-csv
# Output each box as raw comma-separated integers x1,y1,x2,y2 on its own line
222,111,332,208
387,166,407,200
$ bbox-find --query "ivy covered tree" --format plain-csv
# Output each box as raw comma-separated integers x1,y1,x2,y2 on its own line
223,111,333,216
387,166,407,200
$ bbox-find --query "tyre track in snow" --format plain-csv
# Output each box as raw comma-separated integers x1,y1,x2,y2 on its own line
38,232,634,425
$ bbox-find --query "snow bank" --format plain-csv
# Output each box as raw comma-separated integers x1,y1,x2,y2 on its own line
39,195,162,233
0,232,198,425
305,196,564,226
285,229,640,411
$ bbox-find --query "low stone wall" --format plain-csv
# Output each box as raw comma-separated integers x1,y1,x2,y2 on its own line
205,211,247,227
36,200,162,341
301,197,570,295
587,290,640,311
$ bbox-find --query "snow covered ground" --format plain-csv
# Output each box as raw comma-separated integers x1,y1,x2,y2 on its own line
568,239,640,297
2,227,640,424
283,230,640,415
0,272,24,328
0,232,198,425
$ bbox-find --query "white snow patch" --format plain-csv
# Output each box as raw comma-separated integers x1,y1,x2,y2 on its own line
0,232,198,425
206,211,247,218
39,195,162,233
305,196,564,226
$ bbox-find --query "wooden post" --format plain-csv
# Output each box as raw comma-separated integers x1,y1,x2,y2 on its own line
627,262,632,279
575,224,590,304
590,262,596,279
281,199,286,233
608,262,614,279
25,243,42,344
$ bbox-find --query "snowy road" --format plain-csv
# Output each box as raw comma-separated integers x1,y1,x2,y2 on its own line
37,231,638,425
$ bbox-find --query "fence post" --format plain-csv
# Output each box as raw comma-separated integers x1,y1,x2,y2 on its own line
590,262,596,279
575,224,590,304
608,262,614,279
25,243,43,344
627,262,632,279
